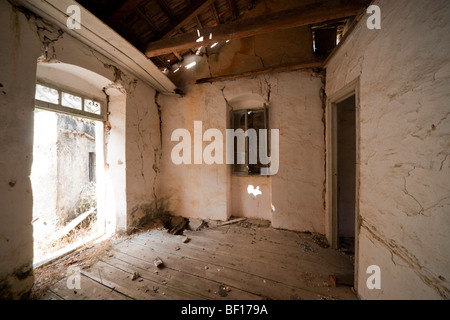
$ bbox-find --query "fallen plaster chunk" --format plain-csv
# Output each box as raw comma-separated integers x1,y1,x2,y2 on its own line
182,236,190,243
131,272,140,281
153,257,164,268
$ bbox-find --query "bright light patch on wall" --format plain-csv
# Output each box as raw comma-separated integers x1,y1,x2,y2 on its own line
173,67,180,73
271,203,276,212
210,42,218,48
226,40,230,43
209,33,212,40
196,36,204,42
247,185,262,197
197,29,200,37
185,61,196,69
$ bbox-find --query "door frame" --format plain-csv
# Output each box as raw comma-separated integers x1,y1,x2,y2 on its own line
325,77,360,290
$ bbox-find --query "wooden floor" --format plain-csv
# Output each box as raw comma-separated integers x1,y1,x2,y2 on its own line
41,221,357,300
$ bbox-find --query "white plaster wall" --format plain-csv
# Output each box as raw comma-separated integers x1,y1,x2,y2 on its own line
326,0,450,299
104,87,127,234
0,1,41,298
231,176,272,220
159,85,229,221
267,72,325,233
125,80,163,231
159,70,325,231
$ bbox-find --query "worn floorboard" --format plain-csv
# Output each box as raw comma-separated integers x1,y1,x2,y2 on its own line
41,222,357,300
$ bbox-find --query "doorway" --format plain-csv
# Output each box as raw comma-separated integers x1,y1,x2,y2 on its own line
326,79,360,289
336,95,356,254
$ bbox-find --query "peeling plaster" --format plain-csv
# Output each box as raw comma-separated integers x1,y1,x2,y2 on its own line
91,49,125,85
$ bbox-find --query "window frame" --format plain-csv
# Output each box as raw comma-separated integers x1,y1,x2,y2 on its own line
231,104,269,176
35,80,107,121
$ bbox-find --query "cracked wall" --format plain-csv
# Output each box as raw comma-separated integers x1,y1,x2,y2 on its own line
158,70,325,232
125,81,163,232
325,0,450,299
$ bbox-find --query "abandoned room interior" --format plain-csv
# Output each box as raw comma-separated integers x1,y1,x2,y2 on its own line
0,0,449,301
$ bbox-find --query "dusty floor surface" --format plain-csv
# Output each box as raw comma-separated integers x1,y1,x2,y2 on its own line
33,218,357,300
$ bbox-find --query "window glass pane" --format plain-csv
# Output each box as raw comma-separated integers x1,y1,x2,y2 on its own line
84,99,101,115
61,92,82,110
35,84,59,104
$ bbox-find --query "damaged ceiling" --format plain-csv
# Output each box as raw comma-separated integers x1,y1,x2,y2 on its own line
76,0,370,83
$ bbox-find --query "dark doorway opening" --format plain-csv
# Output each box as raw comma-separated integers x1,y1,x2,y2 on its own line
336,95,356,255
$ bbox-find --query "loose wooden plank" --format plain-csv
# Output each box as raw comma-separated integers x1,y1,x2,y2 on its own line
50,208,95,242
145,0,369,57
216,218,247,227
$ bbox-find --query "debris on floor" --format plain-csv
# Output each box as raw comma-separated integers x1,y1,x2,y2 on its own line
311,233,330,248
187,218,206,231
298,241,316,253
216,218,247,227
181,236,190,243
169,217,189,235
31,238,112,299
329,274,354,287
132,272,140,281
218,284,228,297
153,257,164,268
64,257,78,266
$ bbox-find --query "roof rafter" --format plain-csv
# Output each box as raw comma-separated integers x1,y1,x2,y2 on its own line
107,0,146,24
159,0,215,39
145,0,370,57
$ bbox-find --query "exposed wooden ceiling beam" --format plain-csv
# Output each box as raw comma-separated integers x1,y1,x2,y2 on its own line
135,7,161,36
227,0,237,20
196,59,325,84
155,0,176,21
107,0,146,25
145,0,369,57
173,51,183,61
160,0,215,39
155,56,172,69
210,3,221,25
195,16,203,29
